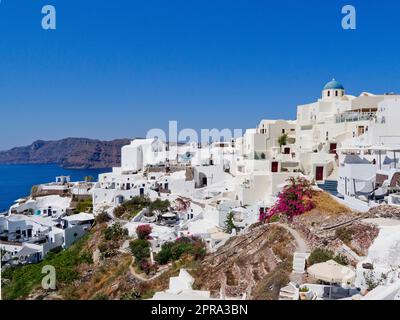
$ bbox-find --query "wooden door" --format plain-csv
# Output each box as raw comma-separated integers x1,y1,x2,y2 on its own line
330,143,337,154
316,166,324,181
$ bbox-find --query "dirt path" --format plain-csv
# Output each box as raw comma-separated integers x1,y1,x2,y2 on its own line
129,257,170,282
269,223,310,286
271,222,309,252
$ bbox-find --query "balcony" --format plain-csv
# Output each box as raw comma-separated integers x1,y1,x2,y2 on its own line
335,111,376,124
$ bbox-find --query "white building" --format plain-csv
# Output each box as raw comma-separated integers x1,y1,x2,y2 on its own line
0,212,94,265
8,195,72,217
234,119,297,175
337,95,400,203
121,138,166,173
151,269,216,300
296,79,380,182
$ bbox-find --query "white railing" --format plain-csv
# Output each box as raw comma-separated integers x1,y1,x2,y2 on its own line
335,112,376,123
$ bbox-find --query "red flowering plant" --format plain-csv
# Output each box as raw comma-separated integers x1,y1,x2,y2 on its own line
136,224,152,240
260,177,315,222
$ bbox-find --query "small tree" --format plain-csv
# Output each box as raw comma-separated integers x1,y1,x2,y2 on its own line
225,212,238,234
278,134,288,147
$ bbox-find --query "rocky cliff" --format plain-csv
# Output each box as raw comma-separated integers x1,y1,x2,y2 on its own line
0,138,131,169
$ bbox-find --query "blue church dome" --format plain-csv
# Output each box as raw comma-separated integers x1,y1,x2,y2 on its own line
323,79,344,90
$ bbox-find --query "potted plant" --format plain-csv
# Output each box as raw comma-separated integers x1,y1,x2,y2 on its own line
299,286,313,300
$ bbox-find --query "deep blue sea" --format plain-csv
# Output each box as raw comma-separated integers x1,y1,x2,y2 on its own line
0,164,110,212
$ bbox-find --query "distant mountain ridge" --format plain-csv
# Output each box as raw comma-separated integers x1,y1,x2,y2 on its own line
0,138,132,169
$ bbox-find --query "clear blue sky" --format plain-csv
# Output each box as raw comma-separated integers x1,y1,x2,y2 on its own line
1,0,400,150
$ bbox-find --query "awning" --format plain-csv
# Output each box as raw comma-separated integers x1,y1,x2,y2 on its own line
307,260,355,284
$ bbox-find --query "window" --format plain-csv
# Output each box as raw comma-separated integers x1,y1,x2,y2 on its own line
327,91,330,97
335,90,338,96
282,129,285,134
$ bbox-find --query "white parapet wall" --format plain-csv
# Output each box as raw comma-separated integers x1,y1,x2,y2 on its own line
334,195,370,213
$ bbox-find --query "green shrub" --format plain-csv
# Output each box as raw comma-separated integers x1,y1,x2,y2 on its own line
365,271,380,291
113,205,126,218
129,239,150,263
335,227,353,245
155,242,174,264
333,254,349,266
308,248,349,266
79,251,93,264
98,241,119,258
74,198,93,213
155,236,206,265
113,196,152,218
95,212,110,224
148,198,170,214
121,289,141,300
104,223,128,241
308,248,334,265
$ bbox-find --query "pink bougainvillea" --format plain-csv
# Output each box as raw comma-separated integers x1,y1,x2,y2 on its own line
136,224,152,240
260,177,315,222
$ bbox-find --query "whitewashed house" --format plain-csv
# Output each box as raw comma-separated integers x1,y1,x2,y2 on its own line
337,95,400,204
0,212,94,265
295,79,379,183
121,138,167,173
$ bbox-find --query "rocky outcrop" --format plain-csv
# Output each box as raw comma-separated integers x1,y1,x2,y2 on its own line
0,138,131,169
192,224,297,299
368,205,400,219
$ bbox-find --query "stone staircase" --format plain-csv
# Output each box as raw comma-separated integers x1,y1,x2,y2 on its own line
292,252,309,274
279,282,299,300
318,179,339,197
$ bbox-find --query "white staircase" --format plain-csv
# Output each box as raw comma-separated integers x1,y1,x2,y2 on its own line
292,252,309,274
279,282,299,300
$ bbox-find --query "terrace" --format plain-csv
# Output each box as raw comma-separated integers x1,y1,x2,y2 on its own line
335,111,376,123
